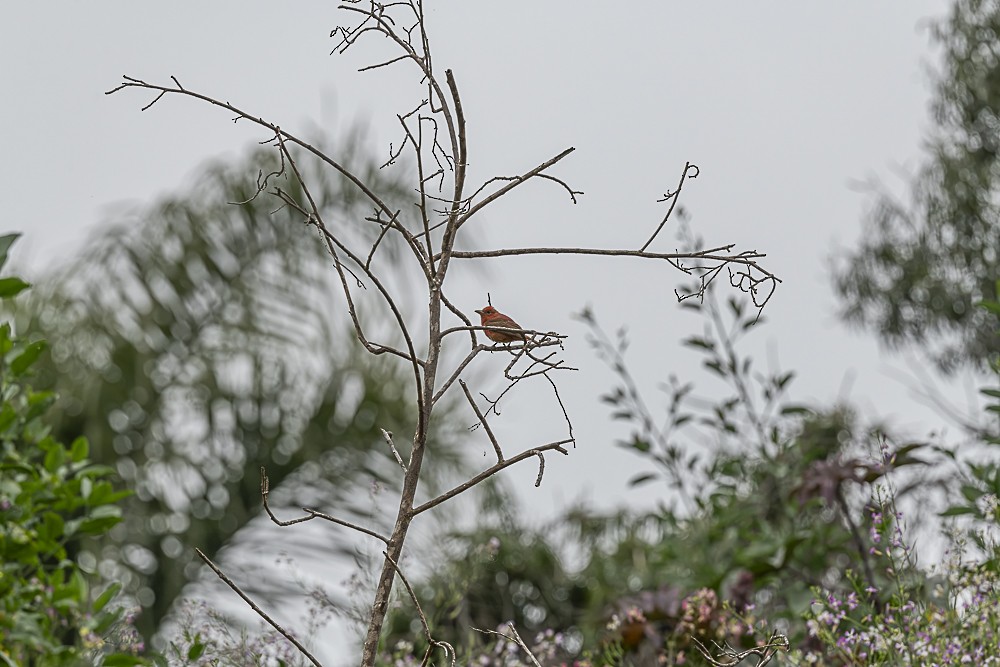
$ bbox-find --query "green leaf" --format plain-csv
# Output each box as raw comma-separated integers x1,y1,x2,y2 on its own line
0,403,17,432
703,359,724,377
940,506,979,517
44,443,65,473
961,484,985,503
627,437,651,453
67,568,88,602
0,322,11,355
103,655,150,667
75,464,117,478
187,640,207,660
0,232,21,271
683,336,715,351
88,480,132,505
0,276,30,299
10,340,47,375
69,436,89,463
93,582,122,613
628,472,659,487
979,300,1000,315
40,512,65,541
77,505,124,534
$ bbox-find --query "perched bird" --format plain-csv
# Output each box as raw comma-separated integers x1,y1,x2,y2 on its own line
475,305,526,343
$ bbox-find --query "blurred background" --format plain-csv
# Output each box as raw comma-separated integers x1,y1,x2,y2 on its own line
5,1,999,664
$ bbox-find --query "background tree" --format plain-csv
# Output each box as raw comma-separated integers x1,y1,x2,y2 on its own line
834,0,1000,373
17,132,472,646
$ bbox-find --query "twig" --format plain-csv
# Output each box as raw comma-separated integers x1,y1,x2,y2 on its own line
439,324,568,343
691,632,789,667
382,428,408,472
382,552,457,667
544,373,575,443
411,439,572,516
195,548,323,667
473,623,542,667
640,161,699,252
106,76,401,226
455,147,576,230
432,344,487,405
260,467,389,543
460,380,504,461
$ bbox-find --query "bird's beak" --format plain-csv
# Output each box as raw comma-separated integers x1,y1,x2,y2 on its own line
474,309,484,315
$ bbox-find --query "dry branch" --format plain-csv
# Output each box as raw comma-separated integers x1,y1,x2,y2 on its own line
195,548,323,667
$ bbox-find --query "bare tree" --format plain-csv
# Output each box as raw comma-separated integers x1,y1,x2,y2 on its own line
106,2,780,665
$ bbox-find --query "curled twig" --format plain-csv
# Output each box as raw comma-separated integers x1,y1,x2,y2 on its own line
641,161,699,252
261,467,389,543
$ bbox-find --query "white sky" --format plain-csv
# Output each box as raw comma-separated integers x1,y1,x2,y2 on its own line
4,2,977,662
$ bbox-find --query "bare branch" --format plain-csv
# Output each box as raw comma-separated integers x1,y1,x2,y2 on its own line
447,245,762,266
271,134,428,427
459,170,583,213
431,345,486,405
195,548,323,667
301,509,392,543
448,245,780,310
411,439,572,516
544,373,575,443
455,147,576,230
439,324,568,343
359,53,410,72
261,466,390,543
106,76,400,223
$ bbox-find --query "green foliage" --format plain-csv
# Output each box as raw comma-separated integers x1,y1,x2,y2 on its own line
798,277,1000,664
801,485,1000,665
834,0,1000,372
940,281,1000,564
381,288,933,664
381,521,586,654
0,234,147,666
575,294,927,635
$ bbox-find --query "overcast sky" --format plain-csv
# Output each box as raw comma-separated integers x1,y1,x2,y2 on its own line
3,1,971,662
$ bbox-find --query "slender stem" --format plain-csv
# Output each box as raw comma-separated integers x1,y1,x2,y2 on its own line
412,440,571,516
196,548,323,667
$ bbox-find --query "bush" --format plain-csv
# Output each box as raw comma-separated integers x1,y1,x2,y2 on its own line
0,233,147,666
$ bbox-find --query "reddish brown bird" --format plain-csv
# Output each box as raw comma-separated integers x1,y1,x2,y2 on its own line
476,305,526,343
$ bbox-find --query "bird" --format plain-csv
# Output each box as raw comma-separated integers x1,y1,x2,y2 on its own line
475,305,526,343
